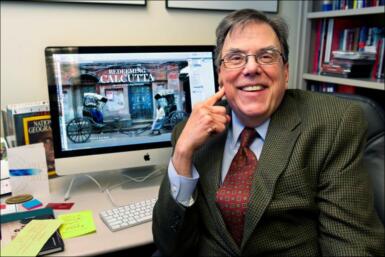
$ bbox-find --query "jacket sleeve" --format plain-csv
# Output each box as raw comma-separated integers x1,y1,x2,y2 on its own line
317,103,384,256
152,122,201,257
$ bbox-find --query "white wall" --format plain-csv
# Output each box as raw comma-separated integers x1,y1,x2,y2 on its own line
1,0,301,109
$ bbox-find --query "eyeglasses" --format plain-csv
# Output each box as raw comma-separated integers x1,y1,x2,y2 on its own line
221,48,284,69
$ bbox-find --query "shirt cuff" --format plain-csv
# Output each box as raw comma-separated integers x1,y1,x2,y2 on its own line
167,160,199,207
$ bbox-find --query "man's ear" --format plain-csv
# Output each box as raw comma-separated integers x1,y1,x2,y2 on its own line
217,69,223,89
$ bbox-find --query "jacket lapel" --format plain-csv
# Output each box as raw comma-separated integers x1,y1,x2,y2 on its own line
242,94,302,248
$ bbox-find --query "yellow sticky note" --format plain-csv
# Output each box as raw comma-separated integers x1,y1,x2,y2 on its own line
58,210,96,239
1,219,62,257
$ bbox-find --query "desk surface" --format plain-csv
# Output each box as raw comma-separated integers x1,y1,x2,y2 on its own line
1,170,163,256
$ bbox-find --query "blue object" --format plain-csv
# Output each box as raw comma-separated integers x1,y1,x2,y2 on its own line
322,0,333,11
22,199,43,210
90,108,104,123
9,169,41,176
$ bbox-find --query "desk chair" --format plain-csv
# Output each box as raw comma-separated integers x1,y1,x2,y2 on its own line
333,93,385,224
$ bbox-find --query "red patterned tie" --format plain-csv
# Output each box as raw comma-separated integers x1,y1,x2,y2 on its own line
216,127,257,246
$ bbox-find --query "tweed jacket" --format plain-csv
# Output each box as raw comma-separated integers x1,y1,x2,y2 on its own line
152,89,384,257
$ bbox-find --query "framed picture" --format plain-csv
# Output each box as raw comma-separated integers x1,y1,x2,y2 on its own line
31,0,146,6
166,0,278,13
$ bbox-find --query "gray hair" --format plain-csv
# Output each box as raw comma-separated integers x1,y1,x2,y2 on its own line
215,9,289,69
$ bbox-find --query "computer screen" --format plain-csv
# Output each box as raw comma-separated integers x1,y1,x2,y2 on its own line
45,45,217,176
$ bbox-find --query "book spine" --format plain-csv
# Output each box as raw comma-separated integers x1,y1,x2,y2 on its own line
342,29,349,51
318,19,328,73
22,114,56,177
313,20,322,73
377,38,385,79
358,26,368,51
337,85,356,94
347,29,355,51
324,18,334,63
352,27,360,51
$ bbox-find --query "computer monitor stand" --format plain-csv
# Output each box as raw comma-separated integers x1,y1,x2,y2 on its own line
63,165,165,201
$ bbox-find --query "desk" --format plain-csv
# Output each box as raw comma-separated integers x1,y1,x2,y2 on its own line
1,170,163,256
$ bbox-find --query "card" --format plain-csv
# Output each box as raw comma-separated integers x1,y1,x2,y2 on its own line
46,202,74,210
7,143,49,198
22,199,43,210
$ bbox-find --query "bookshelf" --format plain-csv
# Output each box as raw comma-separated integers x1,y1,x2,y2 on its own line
297,1,385,107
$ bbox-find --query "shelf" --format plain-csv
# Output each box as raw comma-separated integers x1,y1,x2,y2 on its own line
307,6,384,19
303,73,385,90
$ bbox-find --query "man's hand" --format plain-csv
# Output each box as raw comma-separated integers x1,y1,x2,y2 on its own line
172,87,230,177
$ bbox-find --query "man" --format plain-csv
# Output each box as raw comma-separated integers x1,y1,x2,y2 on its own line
152,9,384,256
151,94,166,135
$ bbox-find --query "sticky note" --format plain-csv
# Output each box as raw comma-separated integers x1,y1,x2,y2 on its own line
58,210,96,239
22,199,43,210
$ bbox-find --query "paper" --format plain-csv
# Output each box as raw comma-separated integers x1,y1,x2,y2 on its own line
7,143,49,198
0,204,18,215
0,219,62,257
58,210,96,239
1,178,12,196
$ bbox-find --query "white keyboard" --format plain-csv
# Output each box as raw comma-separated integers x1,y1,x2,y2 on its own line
100,198,157,232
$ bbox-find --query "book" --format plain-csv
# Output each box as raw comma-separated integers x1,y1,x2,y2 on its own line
376,38,385,79
324,18,334,63
321,62,373,78
1,110,16,148
332,50,376,60
5,101,49,146
22,114,56,177
0,137,11,196
1,208,64,256
318,19,328,73
313,20,323,73
3,101,57,178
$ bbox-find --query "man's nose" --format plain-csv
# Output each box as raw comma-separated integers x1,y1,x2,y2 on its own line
242,55,262,75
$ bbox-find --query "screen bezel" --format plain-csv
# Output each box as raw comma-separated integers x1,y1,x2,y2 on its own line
45,45,218,159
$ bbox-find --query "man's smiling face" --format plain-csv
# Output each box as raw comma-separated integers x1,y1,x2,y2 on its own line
218,21,289,127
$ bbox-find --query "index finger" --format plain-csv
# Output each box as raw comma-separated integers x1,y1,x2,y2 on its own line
204,87,225,106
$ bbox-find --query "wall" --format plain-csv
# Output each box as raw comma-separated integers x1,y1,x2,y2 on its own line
1,0,301,112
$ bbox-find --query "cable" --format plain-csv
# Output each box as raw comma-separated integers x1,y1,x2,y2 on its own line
104,168,163,207
64,174,104,201
64,168,163,205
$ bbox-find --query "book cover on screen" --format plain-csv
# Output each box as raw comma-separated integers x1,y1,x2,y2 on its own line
0,208,64,256
22,114,56,178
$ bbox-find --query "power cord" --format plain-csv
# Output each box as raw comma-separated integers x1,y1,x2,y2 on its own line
104,168,163,207
64,174,104,201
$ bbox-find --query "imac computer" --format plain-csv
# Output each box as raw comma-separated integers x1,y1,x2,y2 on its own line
45,45,217,178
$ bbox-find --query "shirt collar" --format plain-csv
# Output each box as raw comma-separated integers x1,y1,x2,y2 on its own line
231,111,270,146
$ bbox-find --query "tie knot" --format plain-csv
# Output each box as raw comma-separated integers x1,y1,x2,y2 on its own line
240,127,257,148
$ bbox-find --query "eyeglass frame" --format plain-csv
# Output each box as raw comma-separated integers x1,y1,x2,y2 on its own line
220,48,286,69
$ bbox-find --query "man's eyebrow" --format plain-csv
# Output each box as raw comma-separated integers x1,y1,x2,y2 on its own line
261,46,279,51
224,45,279,54
223,48,243,54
